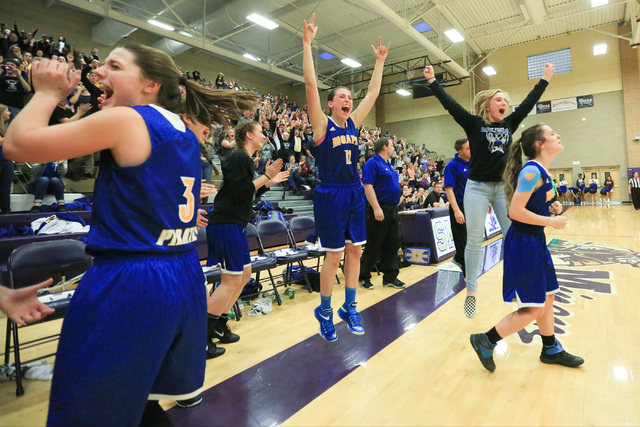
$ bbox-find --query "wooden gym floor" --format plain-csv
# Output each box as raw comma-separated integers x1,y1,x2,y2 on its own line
1,204,639,426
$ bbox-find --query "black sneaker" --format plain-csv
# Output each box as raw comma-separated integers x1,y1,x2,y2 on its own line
29,206,41,213
540,341,584,367
175,395,203,408
57,205,68,212
359,279,374,290
206,339,225,359
211,316,240,343
470,333,496,372
383,278,406,289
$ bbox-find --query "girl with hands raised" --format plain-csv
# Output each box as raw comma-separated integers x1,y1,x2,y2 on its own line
303,13,390,341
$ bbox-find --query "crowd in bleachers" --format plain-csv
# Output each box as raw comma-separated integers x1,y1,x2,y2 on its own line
1,20,450,214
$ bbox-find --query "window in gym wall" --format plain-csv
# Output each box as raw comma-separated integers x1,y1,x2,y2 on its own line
527,48,572,79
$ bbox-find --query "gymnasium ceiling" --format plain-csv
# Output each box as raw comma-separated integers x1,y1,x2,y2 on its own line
56,0,640,87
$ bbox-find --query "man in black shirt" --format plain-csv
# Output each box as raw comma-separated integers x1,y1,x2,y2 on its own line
0,58,31,118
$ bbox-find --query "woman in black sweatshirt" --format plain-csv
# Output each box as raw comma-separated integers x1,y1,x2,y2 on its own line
423,63,554,319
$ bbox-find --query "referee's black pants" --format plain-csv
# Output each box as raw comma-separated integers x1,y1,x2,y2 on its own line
449,202,467,276
631,187,640,210
359,204,402,282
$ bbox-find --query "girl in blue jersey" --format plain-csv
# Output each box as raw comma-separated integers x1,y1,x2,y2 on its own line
469,124,584,372
424,63,553,319
4,44,258,426
303,14,390,341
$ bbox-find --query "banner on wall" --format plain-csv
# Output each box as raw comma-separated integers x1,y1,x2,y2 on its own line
513,95,594,114
577,95,594,108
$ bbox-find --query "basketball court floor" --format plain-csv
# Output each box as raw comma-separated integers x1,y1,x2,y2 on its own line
1,204,639,426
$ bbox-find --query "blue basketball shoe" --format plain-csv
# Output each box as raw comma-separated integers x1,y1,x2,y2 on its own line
470,333,497,372
338,302,365,335
314,306,337,342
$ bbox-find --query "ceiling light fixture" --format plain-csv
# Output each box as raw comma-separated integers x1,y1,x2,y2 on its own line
341,58,362,68
247,13,279,30
444,29,464,43
593,43,607,55
243,53,260,61
396,88,411,96
147,19,175,32
591,0,608,7
483,66,497,75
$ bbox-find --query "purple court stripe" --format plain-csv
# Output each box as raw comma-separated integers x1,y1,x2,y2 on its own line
168,241,503,426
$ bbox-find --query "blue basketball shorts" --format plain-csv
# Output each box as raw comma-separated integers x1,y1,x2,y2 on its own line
502,226,559,307
206,223,251,274
313,183,366,251
47,250,206,427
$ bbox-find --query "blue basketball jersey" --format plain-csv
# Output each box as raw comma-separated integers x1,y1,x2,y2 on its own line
87,104,202,254
312,116,360,184
511,160,554,231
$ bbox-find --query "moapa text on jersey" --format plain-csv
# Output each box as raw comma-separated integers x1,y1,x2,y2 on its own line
332,134,358,148
156,226,198,246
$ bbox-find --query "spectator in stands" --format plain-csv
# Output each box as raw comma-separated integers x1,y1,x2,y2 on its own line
0,104,14,214
258,129,276,174
49,97,90,125
284,154,301,195
27,160,68,212
218,127,236,165
423,181,449,208
291,127,303,161
302,124,315,165
81,58,103,115
0,57,31,118
238,109,253,124
398,185,416,211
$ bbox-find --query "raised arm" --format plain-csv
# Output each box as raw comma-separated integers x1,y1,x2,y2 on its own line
351,37,390,127
303,14,328,142
424,65,474,127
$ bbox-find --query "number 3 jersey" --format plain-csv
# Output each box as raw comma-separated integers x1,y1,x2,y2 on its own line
87,104,202,255
312,116,360,185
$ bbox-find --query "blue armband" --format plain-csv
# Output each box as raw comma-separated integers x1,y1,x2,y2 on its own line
516,165,541,193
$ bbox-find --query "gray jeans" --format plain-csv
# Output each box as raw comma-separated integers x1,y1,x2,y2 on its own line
463,179,511,291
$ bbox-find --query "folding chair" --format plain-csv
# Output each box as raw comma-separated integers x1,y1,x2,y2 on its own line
287,216,326,270
256,219,312,293
4,239,92,396
245,223,281,305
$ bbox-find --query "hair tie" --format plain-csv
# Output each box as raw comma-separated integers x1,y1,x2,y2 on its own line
179,76,187,86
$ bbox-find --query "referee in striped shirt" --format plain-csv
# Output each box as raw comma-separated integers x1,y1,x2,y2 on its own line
629,171,640,210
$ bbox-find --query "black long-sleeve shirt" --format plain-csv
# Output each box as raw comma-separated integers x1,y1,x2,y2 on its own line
209,150,267,227
429,79,549,182
81,64,104,115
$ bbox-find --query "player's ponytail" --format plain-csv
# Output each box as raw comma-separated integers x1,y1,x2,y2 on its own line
503,124,545,205
121,43,259,128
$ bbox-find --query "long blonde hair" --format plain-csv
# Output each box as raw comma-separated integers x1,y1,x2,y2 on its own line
474,89,511,125
503,124,546,205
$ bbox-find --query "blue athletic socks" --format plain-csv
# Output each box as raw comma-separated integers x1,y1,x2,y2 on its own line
344,287,356,308
320,294,332,311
